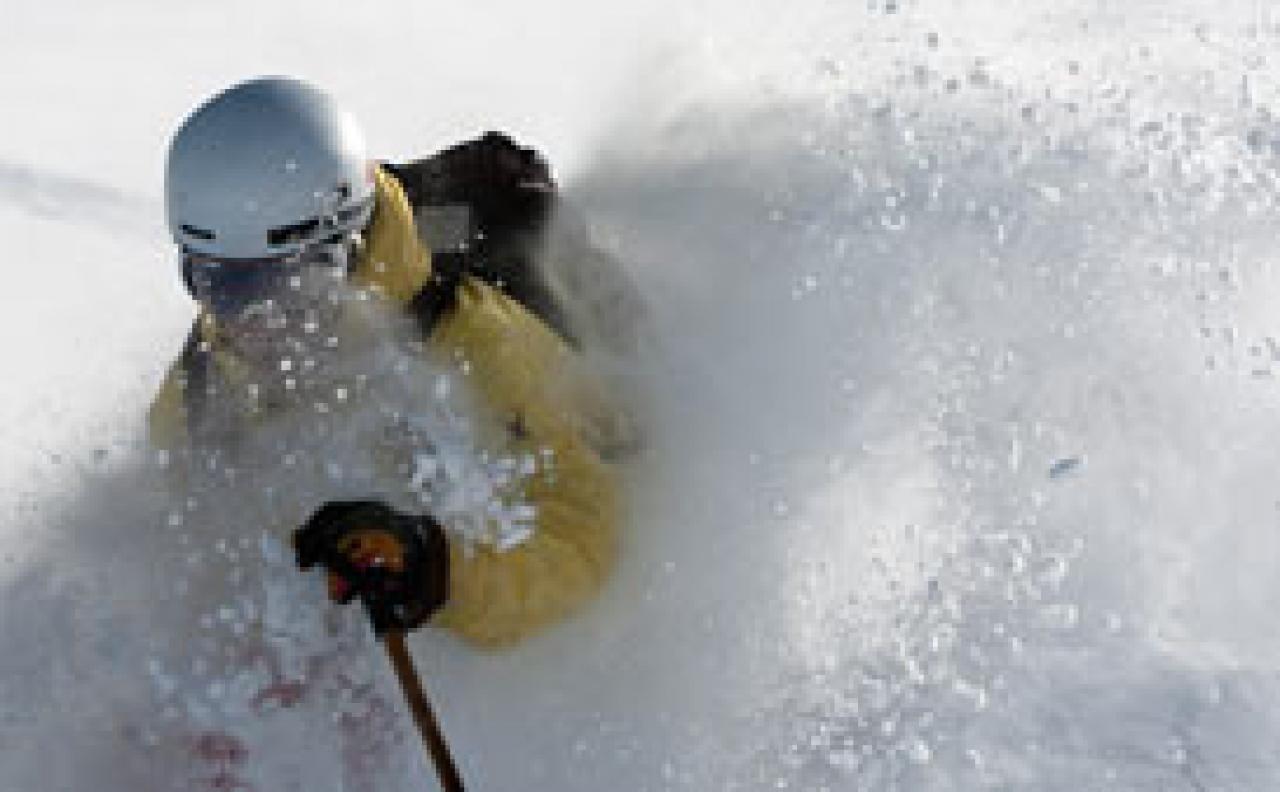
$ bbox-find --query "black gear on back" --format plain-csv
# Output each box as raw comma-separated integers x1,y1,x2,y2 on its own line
383,131,577,343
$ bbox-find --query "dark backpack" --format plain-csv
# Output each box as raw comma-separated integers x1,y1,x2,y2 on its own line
383,131,575,342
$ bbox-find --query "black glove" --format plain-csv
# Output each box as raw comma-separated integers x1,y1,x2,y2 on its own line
293,500,449,635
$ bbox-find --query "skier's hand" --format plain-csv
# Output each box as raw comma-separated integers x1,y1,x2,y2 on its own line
293,500,449,635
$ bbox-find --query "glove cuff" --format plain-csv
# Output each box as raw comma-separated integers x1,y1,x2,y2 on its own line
409,512,450,622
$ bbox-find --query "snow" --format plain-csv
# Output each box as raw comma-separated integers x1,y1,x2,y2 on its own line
5,1,1280,790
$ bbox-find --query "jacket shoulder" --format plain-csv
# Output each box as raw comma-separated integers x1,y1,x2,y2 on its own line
148,356,190,451
146,323,212,451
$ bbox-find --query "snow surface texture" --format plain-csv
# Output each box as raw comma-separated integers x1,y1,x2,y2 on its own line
4,1,1280,790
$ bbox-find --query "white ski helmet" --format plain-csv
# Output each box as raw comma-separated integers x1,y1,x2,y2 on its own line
165,76,375,261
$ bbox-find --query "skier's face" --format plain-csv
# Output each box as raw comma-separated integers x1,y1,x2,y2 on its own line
186,240,354,364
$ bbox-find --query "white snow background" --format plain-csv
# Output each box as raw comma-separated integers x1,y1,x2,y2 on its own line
4,0,1280,790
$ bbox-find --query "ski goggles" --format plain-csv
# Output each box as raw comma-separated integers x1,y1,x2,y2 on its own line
182,237,356,319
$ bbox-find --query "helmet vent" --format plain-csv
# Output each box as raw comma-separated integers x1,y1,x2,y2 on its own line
180,224,217,241
267,216,322,247
335,195,374,225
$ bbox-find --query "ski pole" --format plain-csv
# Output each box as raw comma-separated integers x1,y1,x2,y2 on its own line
383,630,466,792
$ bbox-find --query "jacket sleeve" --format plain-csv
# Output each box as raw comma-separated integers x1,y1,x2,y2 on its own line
430,427,619,648
425,279,622,648
547,355,644,462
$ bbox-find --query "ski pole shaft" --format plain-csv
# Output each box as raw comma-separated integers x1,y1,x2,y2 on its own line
383,631,465,792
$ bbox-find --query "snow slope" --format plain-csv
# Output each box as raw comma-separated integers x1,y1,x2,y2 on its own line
4,1,1280,790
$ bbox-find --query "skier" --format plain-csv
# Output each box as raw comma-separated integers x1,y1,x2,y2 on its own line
148,76,640,649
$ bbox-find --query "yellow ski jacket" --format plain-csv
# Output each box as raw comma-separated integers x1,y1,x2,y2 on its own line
149,167,626,648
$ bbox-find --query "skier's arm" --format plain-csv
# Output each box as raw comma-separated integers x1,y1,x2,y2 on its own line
430,424,618,648
423,279,622,648
292,430,617,651
285,278,622,649
548,354,644,462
